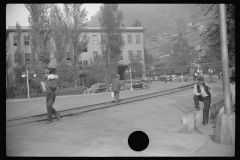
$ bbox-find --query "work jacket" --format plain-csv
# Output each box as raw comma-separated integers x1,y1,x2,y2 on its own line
112,78,121,92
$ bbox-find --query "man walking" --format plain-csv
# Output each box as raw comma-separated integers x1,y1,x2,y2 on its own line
193,75,213,125
41,69,61,124
111,74,122,104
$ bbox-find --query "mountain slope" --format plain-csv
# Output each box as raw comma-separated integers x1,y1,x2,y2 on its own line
87,4,202,51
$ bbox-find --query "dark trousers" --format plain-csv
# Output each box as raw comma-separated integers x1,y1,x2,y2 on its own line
114,91,119,104
46,92,59,122
193,95,211,124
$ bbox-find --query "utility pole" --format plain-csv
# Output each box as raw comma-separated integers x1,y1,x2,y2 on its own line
213,4,235,145
219,4,231,115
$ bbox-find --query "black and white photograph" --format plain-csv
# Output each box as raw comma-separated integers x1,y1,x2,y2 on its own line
6,3,235,157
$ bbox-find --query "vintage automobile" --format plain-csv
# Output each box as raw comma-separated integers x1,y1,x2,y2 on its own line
84,83,111,94
124,80,149,90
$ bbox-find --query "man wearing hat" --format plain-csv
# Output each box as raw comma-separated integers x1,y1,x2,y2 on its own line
41,69,61,124
111,74,122,104
193,75,213,125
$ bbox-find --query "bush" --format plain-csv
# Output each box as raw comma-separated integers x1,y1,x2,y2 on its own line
6,85,18,98
84,76,97,88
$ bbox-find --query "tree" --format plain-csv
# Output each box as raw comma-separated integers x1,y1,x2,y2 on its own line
49,4,67,64
98,4,125,83
130,52,143,78
144,47,154,70
132,19,142,27
14,23,24,65
198,4,235,61
63,4,89,88
56,60,74,88
88,55,108,83
25,4,53,69
13,23,26,86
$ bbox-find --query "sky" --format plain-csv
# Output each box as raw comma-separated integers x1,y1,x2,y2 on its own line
6,4,102,29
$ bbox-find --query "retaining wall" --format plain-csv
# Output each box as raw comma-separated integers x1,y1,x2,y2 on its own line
182,98,224,132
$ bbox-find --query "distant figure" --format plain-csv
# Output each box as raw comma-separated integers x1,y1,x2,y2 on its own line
230,75,235,112
194,72,198,81
111,74,122,104
193,75,213,126
164,74,167,84
150,77,152,84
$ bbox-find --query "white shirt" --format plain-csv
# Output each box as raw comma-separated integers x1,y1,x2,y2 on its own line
194,82,213,97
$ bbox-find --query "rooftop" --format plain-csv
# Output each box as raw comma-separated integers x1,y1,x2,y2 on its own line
7,26,145,32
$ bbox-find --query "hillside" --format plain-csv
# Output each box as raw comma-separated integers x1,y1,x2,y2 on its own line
87,4,204,52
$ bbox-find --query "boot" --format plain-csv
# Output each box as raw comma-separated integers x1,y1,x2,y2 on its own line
46,121,52,124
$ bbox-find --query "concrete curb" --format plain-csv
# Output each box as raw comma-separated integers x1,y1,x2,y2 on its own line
181,98,224,132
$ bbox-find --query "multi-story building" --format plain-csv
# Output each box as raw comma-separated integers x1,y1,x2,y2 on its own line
6,26,145,84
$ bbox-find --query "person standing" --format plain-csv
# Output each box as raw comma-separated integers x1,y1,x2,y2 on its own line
111,74,122,104
41,69,61,124
230,74,235,112
194,72,198,81
164,74,167,84
193,75,213,125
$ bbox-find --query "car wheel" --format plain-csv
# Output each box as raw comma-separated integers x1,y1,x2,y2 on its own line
106,89,110,92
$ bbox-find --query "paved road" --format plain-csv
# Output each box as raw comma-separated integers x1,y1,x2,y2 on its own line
6,78,234,156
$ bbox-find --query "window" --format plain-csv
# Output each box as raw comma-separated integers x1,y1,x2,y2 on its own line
83,60,88,70
137,50,142,60
119,52,123,60
13,35,17,46
127,35,132,44
93,51,98,60
136,35,141,44
128,50,133,60
78,61,83,70
66,52,72,60
78,60,88,70
24,35,30,45
92,35,98,45
25,53,30,62
14,53,18,63
83,47,88,52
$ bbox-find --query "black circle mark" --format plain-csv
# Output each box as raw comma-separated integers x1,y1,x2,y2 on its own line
128,131,149,152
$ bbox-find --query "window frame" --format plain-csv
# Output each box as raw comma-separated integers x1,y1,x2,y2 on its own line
127,35,133,44
137,50,142,59
66,52,72,60
93,51,98,60
136,35,141,44
25,53,30,62
13,35,17,46
14,53,18,63
24,35,30,46
128,50,133,60
92,35,98,45
83,60,88,70
83,47,88,52
78,61,83,70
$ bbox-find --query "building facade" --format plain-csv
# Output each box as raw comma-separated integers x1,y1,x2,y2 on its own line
6,26,145,84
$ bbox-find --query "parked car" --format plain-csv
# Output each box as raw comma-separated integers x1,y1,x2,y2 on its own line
128,80,149,89
84,83,111,94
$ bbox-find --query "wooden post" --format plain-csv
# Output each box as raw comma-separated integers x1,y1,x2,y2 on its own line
213,4,235,145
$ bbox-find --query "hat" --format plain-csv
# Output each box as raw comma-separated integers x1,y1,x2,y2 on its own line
197,75,204,80
42,69,50,74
